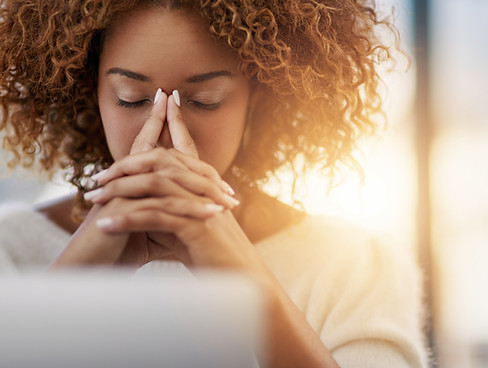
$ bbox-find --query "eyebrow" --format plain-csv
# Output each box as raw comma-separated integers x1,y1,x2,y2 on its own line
106,68,232,84
185,70,233,83
107,67,150,82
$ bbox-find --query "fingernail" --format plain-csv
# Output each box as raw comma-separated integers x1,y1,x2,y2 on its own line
92,169,108,182
96,217,114,229
84,188,103,202
226,195,240,207
221,180,235,196
154,88,162,104
204,203,225,213
172,89,181,107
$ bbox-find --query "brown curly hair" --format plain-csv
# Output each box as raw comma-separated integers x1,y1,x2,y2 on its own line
0,0,397,214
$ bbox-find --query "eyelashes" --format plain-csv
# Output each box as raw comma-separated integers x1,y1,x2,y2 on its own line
116,98,150,109
186,100,221,111
116,97,223,111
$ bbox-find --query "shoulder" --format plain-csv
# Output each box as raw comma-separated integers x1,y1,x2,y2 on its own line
255,215,406,281
256,215,428,367
0,202,70,272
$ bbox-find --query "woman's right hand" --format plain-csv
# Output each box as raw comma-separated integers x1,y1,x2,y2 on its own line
51,90,235,268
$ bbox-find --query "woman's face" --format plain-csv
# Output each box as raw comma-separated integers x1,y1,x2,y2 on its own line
97,7,251,175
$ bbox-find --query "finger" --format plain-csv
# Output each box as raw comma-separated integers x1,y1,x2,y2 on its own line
168,149,236,196
95,208,190,234
143,197,226,219
86,172,195,202
130,88,167,155
86,170,239,209
167,90,198,158
95,147,231,196
93,147,185,185
96,198,224,233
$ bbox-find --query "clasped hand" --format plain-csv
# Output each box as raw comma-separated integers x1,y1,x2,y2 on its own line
54,90,261,271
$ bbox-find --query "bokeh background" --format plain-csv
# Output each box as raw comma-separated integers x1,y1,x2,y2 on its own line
1,1,487,367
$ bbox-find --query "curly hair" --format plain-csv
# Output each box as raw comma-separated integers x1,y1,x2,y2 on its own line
0,0,397,214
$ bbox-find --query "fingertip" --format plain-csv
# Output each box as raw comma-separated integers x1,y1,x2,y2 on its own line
204,203,225,214
153,88,167,103
152,89,168,117
153,88,162,104
84,188,103,202
221,180,236,196
225,194,240,207
96,217,115,231
92,169,109,183
172,90,181,107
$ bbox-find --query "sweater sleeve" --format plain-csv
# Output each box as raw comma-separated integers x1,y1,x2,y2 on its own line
308,232,428,367
0,203,70,273
0,243,17,273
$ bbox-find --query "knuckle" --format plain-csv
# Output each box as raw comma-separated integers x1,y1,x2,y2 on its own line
163,165,183,178
149,147,171,166
106,196,124,209
160,197,178,211
199,197,214,205
167,148,185,162
199,162,220,181
116,214,131,228
208,167,221,181
197,180,217,197
152,146,166,156
153,212,168,227
146,174,164,190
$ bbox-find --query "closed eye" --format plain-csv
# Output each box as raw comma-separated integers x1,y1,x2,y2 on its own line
187,100,222,111
116,98,150,109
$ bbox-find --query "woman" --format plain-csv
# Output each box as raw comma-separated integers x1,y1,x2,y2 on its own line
0,0,428,367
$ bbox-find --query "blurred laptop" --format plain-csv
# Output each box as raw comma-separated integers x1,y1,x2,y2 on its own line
0,270,264,368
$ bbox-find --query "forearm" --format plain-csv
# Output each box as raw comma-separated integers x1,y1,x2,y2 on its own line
260,277,340,368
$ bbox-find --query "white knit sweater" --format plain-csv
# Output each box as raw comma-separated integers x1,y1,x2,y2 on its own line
0,203,429,367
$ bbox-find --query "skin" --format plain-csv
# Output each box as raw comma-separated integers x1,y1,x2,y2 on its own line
47,6,340,368
97,8,251,174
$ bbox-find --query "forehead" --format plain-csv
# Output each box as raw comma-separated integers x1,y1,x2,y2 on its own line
99,7,240,84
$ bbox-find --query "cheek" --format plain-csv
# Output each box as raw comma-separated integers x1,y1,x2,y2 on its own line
99,104,146,160
188,104,247,174
97,77,149,160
